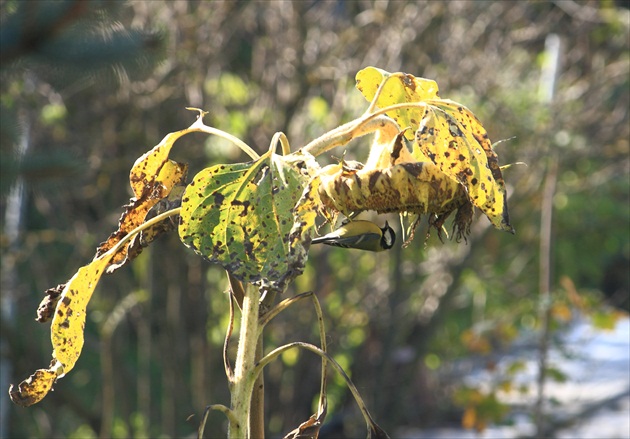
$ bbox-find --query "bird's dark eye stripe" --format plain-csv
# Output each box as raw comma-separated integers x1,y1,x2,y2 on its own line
382,228,395,248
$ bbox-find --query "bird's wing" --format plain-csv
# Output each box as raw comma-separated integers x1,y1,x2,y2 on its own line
311,232,380,248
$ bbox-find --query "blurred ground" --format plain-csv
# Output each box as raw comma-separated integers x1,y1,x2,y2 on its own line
397,316,630,439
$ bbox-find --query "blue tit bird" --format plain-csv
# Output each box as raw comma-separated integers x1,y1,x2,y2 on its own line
311,220,395,252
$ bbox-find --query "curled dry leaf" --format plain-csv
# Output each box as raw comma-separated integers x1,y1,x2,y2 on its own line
9,367,59,407
96,159,188,273
94,122,197,273
283,411,326,439
36,283,66,323
126,184,186,261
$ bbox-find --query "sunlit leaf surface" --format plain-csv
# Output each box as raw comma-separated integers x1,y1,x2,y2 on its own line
179,151,317,292
11,124,199,406
96,128,190,271
10,252,114,406
356,66,438,144
356,67,513,233
9,368,59,407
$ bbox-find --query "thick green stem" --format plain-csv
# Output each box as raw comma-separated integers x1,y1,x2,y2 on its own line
229,283,262,438
249,337,265,438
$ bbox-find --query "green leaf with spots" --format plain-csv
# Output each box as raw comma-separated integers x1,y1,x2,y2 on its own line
178,151,317,293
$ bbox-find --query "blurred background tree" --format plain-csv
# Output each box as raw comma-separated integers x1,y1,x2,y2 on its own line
1,1,628,438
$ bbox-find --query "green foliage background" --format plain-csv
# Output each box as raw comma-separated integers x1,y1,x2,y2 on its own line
2,1,628,437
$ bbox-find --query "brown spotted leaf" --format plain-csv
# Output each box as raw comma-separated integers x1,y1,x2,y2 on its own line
126,184,186,261
415,102,512,232
356,66,439,146
96,159,188,272
10,250,116,406
9,367,59,407
179,150,318,293
95,116,233,270
356,67,513,233
51,256,111,370
129,128,190,198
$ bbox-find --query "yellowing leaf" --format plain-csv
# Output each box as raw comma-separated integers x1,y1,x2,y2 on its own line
129,128,192,198
365,129,417,170
10,250,116,406
126,185,186,261
94,115,235,272
179,151,318,292
356,67,513,233
11,114,259,407
96,159,188,272
51,256,112,371
9,367,59,407
356,66,439,144
416,101,512,232
291,170,322,244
